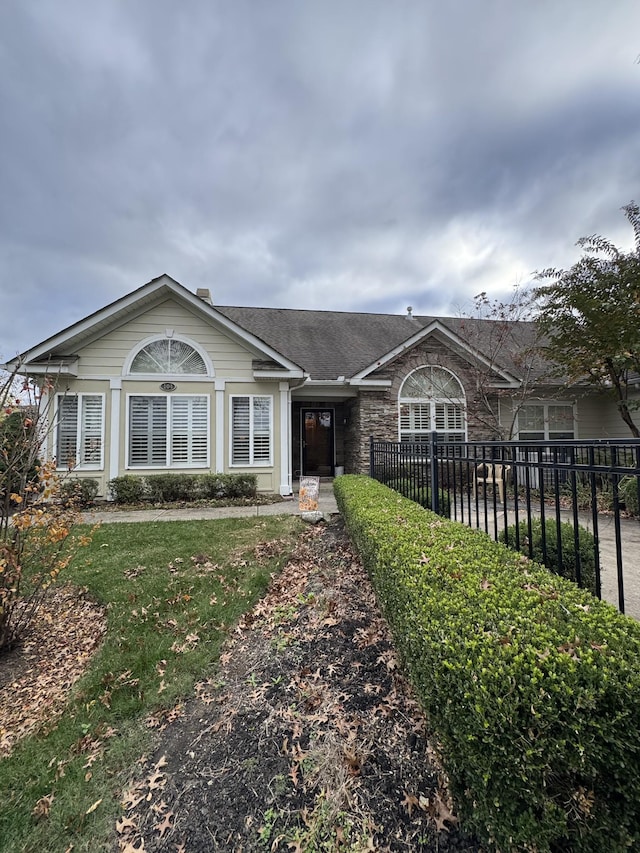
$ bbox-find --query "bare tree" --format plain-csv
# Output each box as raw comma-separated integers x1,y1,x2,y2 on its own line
456,286,547,439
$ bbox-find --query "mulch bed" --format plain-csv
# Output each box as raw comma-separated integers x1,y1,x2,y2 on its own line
116,518,483,852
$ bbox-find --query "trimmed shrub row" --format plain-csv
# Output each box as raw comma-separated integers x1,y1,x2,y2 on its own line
501,518,597,595
334,475,640,852
59,477,100,507
107,473,258,504
383,476,451,518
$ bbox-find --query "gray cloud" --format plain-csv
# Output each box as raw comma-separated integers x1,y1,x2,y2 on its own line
1,0,639,358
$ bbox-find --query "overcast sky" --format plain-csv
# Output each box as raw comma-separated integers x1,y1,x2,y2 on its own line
1,1,639,359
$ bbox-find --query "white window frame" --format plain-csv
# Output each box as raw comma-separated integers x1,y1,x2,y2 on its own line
123,334,214,379
54,393,105,471
516,401,576,441
229,395,273,467
398,366,466,443
126,394,210,469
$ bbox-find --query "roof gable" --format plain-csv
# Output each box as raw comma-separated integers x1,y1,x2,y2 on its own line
351,319,521,386
9,275,304,376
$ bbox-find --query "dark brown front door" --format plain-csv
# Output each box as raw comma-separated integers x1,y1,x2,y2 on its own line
302,409,334,476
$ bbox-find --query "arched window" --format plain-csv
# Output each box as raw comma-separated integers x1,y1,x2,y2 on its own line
399,366,466,443
129,339,208,375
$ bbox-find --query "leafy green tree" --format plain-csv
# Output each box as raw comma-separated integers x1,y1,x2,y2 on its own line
535,202,640,437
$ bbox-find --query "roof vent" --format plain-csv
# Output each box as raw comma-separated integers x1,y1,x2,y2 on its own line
196,288,213,306
406,305,413,318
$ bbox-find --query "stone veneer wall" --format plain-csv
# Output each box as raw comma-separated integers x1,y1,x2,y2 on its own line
343,339,505,474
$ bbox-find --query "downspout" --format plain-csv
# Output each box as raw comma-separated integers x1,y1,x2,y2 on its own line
281,374,309,495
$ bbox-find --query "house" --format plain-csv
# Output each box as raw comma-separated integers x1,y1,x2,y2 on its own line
5,274,630,498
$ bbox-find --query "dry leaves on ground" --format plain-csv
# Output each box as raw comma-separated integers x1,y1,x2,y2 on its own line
0,584,107,757
117,519,482,853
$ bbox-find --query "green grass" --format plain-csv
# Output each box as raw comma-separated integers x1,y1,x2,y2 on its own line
0,515,303,853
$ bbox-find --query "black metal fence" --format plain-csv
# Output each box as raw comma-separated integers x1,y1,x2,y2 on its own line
369,434,640,616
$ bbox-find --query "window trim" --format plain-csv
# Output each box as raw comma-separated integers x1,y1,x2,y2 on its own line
398,365,467,443
123,334,214,378
54,392,106,471
229,395,274,467
125,393,211,469
516,401,576,441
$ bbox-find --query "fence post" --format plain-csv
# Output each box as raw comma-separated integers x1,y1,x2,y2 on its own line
369,435,374,478
430,431,439,514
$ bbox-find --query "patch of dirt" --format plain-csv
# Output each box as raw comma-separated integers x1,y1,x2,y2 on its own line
117,519,483,852
0,584,107,757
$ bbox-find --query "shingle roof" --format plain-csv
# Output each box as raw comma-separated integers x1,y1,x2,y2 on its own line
217,306,429,379
216,305,544,382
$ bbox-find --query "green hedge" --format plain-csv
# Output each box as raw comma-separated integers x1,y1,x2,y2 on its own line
334,475,640,852
59,477,100,507
383,476,451,517
107,473,258,504
500,518,597,595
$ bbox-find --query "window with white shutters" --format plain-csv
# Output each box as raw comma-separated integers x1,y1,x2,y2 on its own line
170,397,208,465
128,395,209,467
130,339,207,374
56,394,104,470
231,396,272,465
398,367,466,443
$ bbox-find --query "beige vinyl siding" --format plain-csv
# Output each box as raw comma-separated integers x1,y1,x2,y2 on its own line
496,398,518,439
577,392,640,438
77,299,255,378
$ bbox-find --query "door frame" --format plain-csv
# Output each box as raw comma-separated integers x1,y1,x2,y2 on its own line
300,407,336,476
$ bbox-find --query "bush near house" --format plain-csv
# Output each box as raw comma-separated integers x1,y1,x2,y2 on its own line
107,472,258,504
59,477,100,507
500,518,597,594
0,409,40,499
619,475,640,516
384,476,451,517
333,475,640,853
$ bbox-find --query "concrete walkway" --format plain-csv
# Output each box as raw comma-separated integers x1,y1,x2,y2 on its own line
81,481,339,525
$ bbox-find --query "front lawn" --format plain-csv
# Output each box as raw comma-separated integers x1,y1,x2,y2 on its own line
0,515,303,853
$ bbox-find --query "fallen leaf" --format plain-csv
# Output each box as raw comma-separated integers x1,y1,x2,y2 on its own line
155,811,175,838
85,798,102,815
32,793,54,819
116,816,137,834
120,840,145,853
401,791,419,817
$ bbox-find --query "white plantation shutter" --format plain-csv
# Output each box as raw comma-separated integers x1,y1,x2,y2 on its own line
252,397,271,462
129,395,208,467
56,395,104,469
189,397,209,464
400,402,431,442
232,397,251,464
80,396,104,466
130,339,207,374
57,396,79,468
231,396,272,465
129,397,167,465
170,397,208,465
168,340,207,374
399,367,466,442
